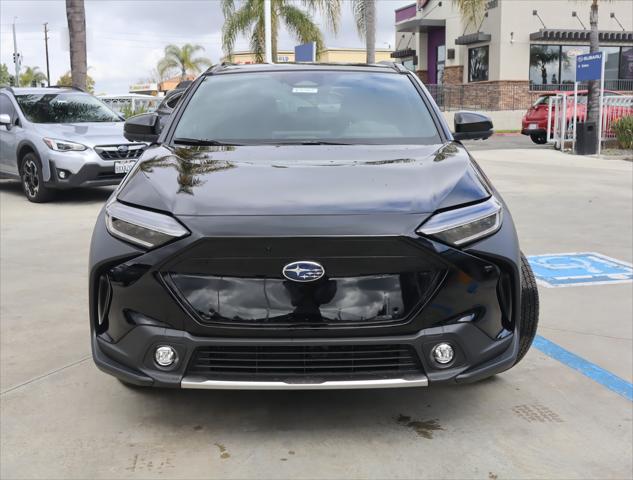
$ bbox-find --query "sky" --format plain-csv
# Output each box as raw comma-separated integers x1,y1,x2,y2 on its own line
0,0,411,94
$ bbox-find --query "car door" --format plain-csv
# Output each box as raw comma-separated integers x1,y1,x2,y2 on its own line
0,93,20,175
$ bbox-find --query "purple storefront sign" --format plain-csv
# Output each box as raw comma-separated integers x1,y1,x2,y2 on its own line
395,3,417,22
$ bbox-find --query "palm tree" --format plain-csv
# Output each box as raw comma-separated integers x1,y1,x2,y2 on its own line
19,66,47,87
222,0,341,63
351,0,376,64
65,0,88,90
452,0,486,31
157,44,212,81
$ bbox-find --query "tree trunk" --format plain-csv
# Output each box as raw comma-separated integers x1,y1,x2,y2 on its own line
586,0,600,150
365,0,376,64
65,0,87,91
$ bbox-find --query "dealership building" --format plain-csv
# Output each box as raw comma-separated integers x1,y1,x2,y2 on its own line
392,0,632,108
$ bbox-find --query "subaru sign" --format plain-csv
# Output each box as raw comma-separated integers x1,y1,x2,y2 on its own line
576,52,603,81
294,42,316,62
528,252,632,288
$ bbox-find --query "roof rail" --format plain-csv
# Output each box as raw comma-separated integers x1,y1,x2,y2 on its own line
204,62,235,75
50,85,85,92
0,86,14,94
376,61,408,73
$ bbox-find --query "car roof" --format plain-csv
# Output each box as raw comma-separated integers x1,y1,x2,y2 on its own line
205,62,407,75
1,86,86,95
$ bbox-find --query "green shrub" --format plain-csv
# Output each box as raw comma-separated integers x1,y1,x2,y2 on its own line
612,115,633,150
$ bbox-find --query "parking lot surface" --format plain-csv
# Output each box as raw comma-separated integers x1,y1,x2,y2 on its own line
1,147,631,479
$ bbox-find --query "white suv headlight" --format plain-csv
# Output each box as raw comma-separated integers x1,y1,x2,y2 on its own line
105,201,189,249
417,197,502,246
43,138,87,151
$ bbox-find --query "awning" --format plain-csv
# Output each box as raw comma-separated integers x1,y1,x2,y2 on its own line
529,29,633,43
455,32,491,45
390,48,416,59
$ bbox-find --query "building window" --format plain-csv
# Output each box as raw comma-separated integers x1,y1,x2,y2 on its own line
468,46,489,82
530,44,561,85
601,46,620,81
531,44,630,87
437,45,446,85
621,46,633,80
560,46,589,84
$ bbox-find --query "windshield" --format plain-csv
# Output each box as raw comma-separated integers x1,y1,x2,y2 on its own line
15,93,121,123
173,70,441,145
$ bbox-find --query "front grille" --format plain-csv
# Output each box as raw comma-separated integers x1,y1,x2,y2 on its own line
95,144,145,160
187,344,423,381
164,237,446,329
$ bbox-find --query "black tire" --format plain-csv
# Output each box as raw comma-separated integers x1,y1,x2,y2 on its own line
514,253,540,365
530,134,547,145
20,152,55,203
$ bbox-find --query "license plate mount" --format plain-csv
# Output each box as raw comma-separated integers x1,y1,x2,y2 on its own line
114,160,136,174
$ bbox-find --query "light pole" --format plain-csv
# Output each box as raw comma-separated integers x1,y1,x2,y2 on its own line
12,17,21,86
264,0,272,63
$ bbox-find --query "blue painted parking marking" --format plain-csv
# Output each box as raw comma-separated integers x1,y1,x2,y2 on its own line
528,252,632,288
534,335,633,402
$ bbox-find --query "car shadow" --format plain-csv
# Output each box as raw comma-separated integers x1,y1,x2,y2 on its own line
0,180,114,204
116,375,505,438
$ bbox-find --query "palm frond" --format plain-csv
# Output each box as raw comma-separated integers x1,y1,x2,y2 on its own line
300,0,341,33
452,0,486,30
351,0,368,38
278,3,324,54
222,0,259,58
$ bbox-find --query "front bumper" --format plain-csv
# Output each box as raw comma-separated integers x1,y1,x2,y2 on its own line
92,322,518,389
44,148,140,189
89,203,522,389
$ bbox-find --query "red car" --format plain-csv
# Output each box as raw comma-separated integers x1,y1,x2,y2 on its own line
521,90,625,144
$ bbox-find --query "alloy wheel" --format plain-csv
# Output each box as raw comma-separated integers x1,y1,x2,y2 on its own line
22,159,40,198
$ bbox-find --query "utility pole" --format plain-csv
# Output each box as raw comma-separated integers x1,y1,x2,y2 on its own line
12,18,21,87
264,0,272,63
44,23,51,86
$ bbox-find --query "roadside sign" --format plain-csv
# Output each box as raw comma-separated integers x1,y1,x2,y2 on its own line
295,42,316,62
528,252,633,288
576,52,603,81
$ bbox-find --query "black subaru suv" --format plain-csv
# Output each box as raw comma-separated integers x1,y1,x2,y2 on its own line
89,63,538,390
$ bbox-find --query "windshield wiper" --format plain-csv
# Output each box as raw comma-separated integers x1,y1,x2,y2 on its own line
173,137,244,146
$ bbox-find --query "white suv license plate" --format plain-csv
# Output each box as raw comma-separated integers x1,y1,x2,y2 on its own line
114,160,136,174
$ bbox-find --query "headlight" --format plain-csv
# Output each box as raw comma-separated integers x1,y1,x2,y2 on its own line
417,197,502,246
105,201,189,249
43,138,87,152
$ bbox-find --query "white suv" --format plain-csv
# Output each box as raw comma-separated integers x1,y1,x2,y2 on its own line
0,87,144,202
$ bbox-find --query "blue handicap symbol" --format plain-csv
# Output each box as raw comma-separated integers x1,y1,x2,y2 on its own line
527,252,633,287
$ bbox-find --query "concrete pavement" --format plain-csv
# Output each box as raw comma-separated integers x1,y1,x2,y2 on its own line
1,147,631,479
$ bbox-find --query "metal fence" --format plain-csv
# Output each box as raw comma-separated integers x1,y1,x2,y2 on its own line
546,94,633,150
426,80,633,112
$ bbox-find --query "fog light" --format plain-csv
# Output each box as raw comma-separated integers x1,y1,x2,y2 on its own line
57,169,71,179
154,346,177,367
432,343,454,364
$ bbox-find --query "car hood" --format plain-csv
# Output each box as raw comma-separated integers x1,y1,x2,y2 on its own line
117,143,490,217
33,122,130,147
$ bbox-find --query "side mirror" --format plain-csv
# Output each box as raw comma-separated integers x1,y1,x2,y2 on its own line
453,111,493,141
124,113,160,143
0,113,11,128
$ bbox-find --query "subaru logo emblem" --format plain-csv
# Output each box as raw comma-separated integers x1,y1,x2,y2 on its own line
282,261,325,282
117,145,129,154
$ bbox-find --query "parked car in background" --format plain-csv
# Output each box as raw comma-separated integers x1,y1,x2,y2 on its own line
98,93,161,118
521,90,626,144
0,87,145,202
90,63,539,391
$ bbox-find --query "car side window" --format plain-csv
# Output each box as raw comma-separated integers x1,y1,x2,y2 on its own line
0,94,18,123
